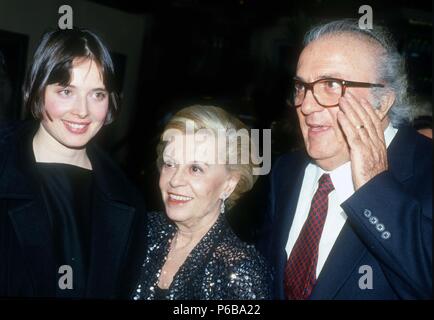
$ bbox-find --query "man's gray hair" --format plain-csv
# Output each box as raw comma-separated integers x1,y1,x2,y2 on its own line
303,18,412,126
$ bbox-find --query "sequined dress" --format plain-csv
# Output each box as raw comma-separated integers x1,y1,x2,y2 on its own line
133,211,272,300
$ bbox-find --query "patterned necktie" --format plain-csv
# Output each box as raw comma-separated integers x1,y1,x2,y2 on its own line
284,173,335,300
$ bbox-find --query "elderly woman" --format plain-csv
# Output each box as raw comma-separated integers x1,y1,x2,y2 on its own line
0,28,146,298
133,105,271,300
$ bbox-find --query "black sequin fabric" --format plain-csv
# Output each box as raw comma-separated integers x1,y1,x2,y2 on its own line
133,212,272,300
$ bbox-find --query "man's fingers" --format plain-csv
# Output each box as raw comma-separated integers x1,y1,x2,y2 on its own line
337,110,365,147
343,93,380,142
360,98,385,143
339,95,371,144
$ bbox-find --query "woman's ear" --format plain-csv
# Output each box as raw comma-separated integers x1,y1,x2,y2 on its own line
221,173,240,199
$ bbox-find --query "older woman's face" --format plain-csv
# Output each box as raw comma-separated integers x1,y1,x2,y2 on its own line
159,131,237,228
41,58,109,149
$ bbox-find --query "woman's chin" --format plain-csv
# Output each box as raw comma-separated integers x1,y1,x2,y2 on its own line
165,205,191,222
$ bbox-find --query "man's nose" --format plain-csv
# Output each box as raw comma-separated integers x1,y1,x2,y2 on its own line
71,95,89,118
300,90,324,115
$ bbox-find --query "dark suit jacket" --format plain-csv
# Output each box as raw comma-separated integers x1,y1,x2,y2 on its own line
0,121,147,298
257,126,432,299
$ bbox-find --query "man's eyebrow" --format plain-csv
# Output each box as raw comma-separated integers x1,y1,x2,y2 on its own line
317,73,344,80
294,73,345,82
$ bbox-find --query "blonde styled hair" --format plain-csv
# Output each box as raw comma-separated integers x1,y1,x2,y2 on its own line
156,105,259,209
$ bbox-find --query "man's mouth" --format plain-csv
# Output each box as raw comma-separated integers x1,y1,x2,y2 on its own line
167,192,194,205
307,124,331,135
62,120,91,134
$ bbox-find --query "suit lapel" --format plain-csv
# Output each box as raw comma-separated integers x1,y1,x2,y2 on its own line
309,221,367,299
273,152,310,299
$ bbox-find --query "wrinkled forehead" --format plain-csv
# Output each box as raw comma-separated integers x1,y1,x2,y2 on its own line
297,34,381,81
162,131,225,165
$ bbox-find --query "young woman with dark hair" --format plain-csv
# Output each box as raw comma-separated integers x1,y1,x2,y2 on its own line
0,28,147,298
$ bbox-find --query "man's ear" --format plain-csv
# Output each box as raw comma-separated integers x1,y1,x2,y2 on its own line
376,90,395,120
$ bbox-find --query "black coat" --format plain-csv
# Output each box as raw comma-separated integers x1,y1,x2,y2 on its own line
0,121,147,298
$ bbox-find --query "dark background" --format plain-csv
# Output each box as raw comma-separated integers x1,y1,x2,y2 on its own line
0,0,432,242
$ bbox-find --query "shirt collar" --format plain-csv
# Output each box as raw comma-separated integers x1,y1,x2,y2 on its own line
384,122,398,148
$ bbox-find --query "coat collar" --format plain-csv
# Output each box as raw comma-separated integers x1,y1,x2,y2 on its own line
385,126,416,183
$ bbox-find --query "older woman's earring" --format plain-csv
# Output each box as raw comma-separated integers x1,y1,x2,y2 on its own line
220,194,227,214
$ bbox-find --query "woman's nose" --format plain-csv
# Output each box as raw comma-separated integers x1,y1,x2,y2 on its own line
71,95,89,118
169,167,187,187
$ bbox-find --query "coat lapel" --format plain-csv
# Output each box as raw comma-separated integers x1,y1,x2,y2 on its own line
7,199,57,296
1,122,57,296
85,144,141,298
85,193,136,298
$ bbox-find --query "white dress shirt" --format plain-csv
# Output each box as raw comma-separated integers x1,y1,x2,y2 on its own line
285,124,398,278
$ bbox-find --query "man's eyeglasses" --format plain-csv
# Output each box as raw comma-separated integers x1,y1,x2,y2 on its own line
289,77,384,108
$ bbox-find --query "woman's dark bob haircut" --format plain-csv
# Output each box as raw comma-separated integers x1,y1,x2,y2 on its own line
23,27,120,124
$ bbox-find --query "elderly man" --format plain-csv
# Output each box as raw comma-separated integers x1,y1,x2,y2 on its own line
258,19,432,300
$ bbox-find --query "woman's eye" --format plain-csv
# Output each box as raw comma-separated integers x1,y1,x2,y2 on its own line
94,91,107,101
163,162,175,168
191,165,203,174
58,89,72,97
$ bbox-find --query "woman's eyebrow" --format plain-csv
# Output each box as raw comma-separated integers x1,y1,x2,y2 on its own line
192,160,209,167
163,154,176,161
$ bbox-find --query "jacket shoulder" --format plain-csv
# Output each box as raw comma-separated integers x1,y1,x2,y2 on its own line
214,227,270,274
210,227,272,299
272,149,308,174
0,121,31,177
146,211,175,242
0,121,23,143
